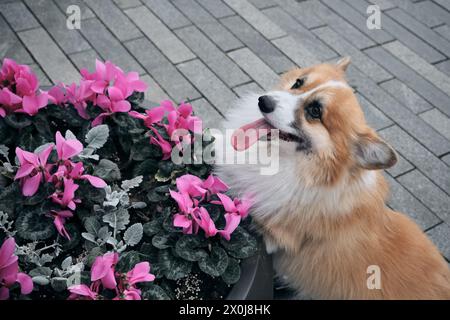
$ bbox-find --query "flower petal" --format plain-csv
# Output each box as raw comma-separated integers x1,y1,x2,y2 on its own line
16,273,33,295
22,172,42,196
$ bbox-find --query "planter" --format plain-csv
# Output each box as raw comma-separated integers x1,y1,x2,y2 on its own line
227,241,273,300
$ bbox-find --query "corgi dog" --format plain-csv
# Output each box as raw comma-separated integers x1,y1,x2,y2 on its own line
214,58,450,299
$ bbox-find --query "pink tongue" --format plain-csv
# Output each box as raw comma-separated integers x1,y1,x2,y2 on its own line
231,118,272,151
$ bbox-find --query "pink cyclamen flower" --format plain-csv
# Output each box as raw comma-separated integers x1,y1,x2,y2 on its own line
69,162,106,188
150,127,172,160
65,80,95,119
202,174,228,196
216,193,253,219
91,252,119,290
128,101,174,128
122,287,142,300
93,84,132,126
50,210,74,239
55,131,83,161
50,178,80,210
68,284,98,300
48,84,68,105
0,87,22,117
175,174,207,198
16,91,48,116
217,213,241,241
14,144,54,196
126,262,155,286
192,207,217,238
0,238,33,300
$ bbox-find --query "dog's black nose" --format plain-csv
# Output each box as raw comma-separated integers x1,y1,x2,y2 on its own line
258,95,276,113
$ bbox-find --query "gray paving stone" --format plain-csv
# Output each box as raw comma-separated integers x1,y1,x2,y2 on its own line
426,223,450,260
385,152,414,178
233,82,264,98
346,0,445,64
17,28,80,84
228,48,279,91
84,0,142,42
224,0,286,40
272,36,320,68
172,0,243,52
125,37,200,102
54,0,95,20
0,1,40,31
397,170,450,224
140,74,169,103
366,46,450,117
441,154,450,167
125,6,195,64
435,60,450,78
357,93,393,131
313,26,391,83
175,26,250,87
419,108,450,141
385,8,450,59
262,7,337,61
368,0,396,10
69,49,101,71
433,0,450,11
141,0,191,29
190,98,225,129
220,15,294,73
385,174,440,231
433,25,450,42
196,0,235,18
79,18,144,74
0,14,33,64
275,0,324,29
379,79,433,114
321,0,394,44
378,125,450,194
25,0,91,54
249,0,276,9
347,66,450,157
383,41,450,97
387,0,449,28
304,0,375,50
177,59,238,115
113,0,142,9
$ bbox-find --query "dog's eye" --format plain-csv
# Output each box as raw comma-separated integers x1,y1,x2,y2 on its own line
291,78,305,90
305,101,322,120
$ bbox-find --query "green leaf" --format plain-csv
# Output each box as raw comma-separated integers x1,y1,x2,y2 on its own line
141,284,171,300
143,220,161,237
0,145,9,160
59,224,81,250
94,159,121,182
32,276,50,286
124,223,143,247
22,182,55,206
85,124,109,150
158,249,192,280
0,182,20,215
121,175,143,191
152,231,177,249
198,245,229,277
4,113,32,129
84,216,101,235
133,159,159,176
220,227,258,259
102,207,130,231
16,207,55,241
116,250,141,273
221,257,241,285
51,277,68,292
175,235,208,262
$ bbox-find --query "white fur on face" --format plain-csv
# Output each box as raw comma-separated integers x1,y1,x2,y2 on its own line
263,80,350,134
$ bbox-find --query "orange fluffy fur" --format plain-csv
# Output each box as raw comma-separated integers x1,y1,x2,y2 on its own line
251,59,450,299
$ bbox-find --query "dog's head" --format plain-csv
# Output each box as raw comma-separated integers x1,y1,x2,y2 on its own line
233,58,397,183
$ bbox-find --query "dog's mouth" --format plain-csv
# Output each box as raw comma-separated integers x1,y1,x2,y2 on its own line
231,118,303,151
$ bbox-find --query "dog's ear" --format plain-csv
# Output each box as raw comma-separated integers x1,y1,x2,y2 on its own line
336,56,351,71
354,132,397,170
